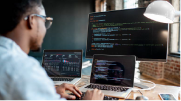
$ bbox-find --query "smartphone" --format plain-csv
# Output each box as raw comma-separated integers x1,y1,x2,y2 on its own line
159,93,177,100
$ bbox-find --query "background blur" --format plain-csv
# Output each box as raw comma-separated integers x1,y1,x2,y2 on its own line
29,0,179,59
28,0,180,78
29,0,95,59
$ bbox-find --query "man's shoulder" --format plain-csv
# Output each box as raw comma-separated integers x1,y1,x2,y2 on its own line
0,50,43,78
0,50,39,67
0,50,60,100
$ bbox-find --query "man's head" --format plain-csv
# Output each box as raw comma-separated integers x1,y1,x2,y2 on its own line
0,0,52,52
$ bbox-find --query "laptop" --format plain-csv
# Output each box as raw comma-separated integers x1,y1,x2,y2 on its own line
42,50,82,85
79,55,135,98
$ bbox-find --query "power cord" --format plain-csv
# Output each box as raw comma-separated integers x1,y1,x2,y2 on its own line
138,90,143,95
132,77,156,91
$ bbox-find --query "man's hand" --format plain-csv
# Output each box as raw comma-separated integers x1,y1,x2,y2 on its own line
56,83,82,100
82,89,104,100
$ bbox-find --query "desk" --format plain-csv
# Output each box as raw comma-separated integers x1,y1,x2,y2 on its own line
75,75,180,100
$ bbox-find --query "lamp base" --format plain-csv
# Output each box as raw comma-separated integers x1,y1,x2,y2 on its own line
134,83,149,89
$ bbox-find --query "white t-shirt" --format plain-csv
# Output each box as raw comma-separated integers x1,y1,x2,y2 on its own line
0,36,66,100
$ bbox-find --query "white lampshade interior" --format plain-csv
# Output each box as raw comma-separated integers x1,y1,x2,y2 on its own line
143,1,175,23
144,13,173,23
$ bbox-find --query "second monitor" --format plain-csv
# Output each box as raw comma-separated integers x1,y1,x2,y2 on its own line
86,8,168,62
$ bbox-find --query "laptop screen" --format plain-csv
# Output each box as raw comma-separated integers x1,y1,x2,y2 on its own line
90,55,135,87
42,50,82,77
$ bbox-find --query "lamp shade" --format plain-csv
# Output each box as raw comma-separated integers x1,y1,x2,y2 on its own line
143,1,175,23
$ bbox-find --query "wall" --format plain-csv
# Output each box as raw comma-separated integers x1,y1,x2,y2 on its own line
29,0,95,58
139,56,180,85
164,56,180,84
139,62,164,79
106,0,115,11
95,0,102,12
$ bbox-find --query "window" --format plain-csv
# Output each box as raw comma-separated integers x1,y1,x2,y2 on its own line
95,0,107,12
169,0,180,57
101,0,106,12
178,0,181,53
124,0,138,9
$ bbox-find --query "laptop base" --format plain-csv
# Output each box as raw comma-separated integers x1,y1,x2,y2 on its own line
79,84,132,98
53,78,81,85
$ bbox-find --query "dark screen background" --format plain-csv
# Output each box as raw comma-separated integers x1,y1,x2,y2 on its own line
86,8,168,61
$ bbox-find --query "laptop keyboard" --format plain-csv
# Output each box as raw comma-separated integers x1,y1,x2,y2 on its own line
51,78,74,82
69,92,119,100
85,84,128,92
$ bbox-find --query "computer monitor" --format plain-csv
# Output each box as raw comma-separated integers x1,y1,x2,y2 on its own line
86,8,168,62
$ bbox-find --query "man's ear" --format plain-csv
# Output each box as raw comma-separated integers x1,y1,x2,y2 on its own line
27,15,34,29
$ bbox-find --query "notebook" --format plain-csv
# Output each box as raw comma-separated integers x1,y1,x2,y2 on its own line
42,50,82,85
79,54,135,98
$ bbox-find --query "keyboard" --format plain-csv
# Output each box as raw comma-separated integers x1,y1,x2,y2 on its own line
85,84,128,92
69,92,119,100
51,78,73,82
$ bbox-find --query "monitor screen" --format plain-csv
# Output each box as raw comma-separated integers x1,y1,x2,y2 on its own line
90,55,135,87
42,50,82,77
86,8,168,61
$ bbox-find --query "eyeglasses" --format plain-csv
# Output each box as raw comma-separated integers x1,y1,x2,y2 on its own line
24,14,53,29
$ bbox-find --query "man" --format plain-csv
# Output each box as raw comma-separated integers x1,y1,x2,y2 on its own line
0,0,104,100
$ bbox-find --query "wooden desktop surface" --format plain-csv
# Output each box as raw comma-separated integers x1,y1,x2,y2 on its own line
75,75,180,100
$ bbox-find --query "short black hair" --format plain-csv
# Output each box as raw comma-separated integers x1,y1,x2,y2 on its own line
0,0,42,35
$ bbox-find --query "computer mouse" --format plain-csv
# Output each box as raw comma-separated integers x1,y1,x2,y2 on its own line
135,95,149,100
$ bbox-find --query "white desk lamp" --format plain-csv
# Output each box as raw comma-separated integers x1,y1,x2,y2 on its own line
143,1,180,23
144,1,181,98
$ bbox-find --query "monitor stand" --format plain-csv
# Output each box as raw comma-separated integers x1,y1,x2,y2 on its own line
134,83,149,89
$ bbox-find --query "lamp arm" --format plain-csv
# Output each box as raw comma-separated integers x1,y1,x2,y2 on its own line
175,11,180,17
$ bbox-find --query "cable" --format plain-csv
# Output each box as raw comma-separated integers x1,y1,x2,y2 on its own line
132,77,156,91
138,90,143,95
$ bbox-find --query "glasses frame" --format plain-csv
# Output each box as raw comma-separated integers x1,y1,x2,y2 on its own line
24,14,53,29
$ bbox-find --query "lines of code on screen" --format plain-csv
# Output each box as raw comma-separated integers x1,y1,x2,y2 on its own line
86,8,168,61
